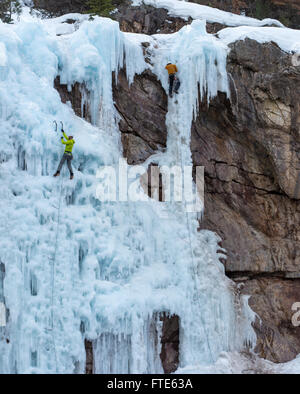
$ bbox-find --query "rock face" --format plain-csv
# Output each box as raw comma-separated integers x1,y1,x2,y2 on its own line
114,3,228,34
54,76,91,123
243,278,300,363
191,39,300,362
113,69,168,165
85,339,94,374
32,0,128,16
193,39,300,277
114,3,193,35
160,314,180,374
32,0,89,16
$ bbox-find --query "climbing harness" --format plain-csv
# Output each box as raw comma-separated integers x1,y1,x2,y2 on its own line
50,174,64,329
47,120,67,372
46,172,64,373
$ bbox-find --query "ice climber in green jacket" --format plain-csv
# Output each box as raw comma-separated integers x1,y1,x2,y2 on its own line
53,130,75,180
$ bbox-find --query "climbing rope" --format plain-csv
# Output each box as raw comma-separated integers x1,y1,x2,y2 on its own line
47,120,68,372
47,165,65,374
50,174,64,373
50,121,65,329
170,98,215,363
50,174,64,328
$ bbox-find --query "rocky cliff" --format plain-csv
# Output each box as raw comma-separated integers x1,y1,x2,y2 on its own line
112,69,168,165
191,38,300,363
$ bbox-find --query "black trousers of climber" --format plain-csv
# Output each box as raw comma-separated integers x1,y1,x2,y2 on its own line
56,152,73,175
169,74,175,96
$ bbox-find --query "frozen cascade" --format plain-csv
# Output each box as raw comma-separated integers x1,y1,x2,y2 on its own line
0,15,255,374
57,18,146,130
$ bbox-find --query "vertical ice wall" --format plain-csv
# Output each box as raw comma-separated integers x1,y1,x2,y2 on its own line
0,15,255,374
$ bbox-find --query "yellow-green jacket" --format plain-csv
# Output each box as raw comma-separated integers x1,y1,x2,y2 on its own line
61,132,75,153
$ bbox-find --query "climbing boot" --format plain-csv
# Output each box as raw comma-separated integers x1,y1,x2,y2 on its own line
70,173,74,180
53,171,60,177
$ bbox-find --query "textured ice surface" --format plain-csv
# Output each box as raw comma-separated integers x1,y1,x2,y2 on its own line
0,12,272,374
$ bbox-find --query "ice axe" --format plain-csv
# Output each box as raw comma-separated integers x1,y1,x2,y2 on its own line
53,120,65,133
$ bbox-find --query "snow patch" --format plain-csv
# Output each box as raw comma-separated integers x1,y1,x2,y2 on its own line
218,25,300,54
131,0,284,28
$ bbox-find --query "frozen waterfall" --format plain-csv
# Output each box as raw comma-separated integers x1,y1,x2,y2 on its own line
0,15,255,374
